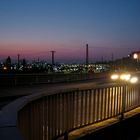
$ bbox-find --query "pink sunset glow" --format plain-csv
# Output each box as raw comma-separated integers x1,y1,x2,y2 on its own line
0,41,85,62
0,40,137,63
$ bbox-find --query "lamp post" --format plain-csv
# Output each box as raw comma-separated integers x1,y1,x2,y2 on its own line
86,44,89,72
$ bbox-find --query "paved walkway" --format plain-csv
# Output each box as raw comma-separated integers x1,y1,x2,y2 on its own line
0,97,26,140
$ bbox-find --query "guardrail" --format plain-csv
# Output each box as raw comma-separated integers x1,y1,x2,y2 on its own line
18,83,140,140
0,73,107,87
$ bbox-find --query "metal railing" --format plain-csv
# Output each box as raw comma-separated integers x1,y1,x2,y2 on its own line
18,84,140,140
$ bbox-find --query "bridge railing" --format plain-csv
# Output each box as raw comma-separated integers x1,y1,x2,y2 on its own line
18,84,140,140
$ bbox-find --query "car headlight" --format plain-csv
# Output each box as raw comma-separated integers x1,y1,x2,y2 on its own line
120,74,131,81
111,74,119,80
129,77,138,84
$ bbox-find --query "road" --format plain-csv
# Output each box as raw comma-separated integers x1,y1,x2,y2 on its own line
0,78,110,109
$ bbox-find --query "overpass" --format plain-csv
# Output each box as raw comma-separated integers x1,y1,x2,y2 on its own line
0,73,140,140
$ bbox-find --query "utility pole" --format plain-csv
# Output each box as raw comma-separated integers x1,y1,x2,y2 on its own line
50,51,56,66
86,44,89,66
86,44,89,72
17,54,20,70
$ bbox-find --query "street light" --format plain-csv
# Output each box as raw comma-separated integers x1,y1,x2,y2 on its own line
133,53,138,59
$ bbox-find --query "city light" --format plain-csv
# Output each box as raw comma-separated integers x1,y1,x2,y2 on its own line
3,66,7,70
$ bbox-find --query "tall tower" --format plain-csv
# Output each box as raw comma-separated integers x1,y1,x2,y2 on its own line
86,44,89,66
50,51,56,65
17,54,20,70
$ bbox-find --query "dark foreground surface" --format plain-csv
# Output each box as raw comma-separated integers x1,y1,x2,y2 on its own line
79,113,140,140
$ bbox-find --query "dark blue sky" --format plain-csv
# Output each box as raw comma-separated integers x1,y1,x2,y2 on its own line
0,0,140,63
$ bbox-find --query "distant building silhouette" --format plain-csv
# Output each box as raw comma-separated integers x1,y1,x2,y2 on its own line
5,56,11,70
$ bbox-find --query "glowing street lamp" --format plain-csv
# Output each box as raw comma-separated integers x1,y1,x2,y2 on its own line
133,53,138,59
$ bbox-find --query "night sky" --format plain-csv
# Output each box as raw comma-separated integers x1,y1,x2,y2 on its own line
0,0,140,63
